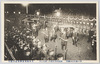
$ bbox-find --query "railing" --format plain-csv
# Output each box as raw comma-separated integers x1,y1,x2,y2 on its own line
4,42,16,60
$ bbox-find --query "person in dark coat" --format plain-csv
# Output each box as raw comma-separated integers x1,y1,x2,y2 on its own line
91,31,96,53
87,29,94,43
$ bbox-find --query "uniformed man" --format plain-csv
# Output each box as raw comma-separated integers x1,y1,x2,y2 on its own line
32,23,38,37
60,29,68,50
72,31,79,47
50,28,57,42
43,28,49,43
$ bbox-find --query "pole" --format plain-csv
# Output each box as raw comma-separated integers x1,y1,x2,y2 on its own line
65,49,67,60
78,46,81,60
65,42,67,60
26,5,28,14
55,46,57,59
5,43,16,60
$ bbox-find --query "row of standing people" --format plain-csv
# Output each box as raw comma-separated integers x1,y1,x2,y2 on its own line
5,25,64,60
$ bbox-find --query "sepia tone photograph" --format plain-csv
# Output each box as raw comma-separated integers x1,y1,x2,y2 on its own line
2,2,99,62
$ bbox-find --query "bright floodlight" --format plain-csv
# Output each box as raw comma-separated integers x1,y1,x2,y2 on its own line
7,11,8,13
13,11,15,14
22,3,29,6
83,22,85,24
18,12,21,14
37,12,40,15
87,23,89,25
56,12,60,16
91,23,93,25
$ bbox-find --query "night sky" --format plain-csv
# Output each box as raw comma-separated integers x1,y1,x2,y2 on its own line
5,3,96,18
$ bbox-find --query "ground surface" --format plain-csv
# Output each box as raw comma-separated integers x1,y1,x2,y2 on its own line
36,27,96,60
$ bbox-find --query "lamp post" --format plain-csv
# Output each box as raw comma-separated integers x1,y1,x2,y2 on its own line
13,11,15,14
35,9,40,16
54,8,61,17
18,12,21,14
36,11,40,16
26,5,28,14
22,3,29,14
56,12,60,17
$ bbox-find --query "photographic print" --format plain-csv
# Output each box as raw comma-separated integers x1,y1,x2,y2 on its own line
1,2,99,63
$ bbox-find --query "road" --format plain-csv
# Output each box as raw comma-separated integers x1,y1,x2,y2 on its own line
36,27,96,60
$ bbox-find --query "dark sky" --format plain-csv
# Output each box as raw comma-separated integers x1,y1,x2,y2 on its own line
5,3,96,18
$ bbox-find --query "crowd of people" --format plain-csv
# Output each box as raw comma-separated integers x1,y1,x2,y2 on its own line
4,15,97,60
4,18,64,60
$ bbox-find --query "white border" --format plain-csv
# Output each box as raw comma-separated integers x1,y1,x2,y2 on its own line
1,1,99,63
